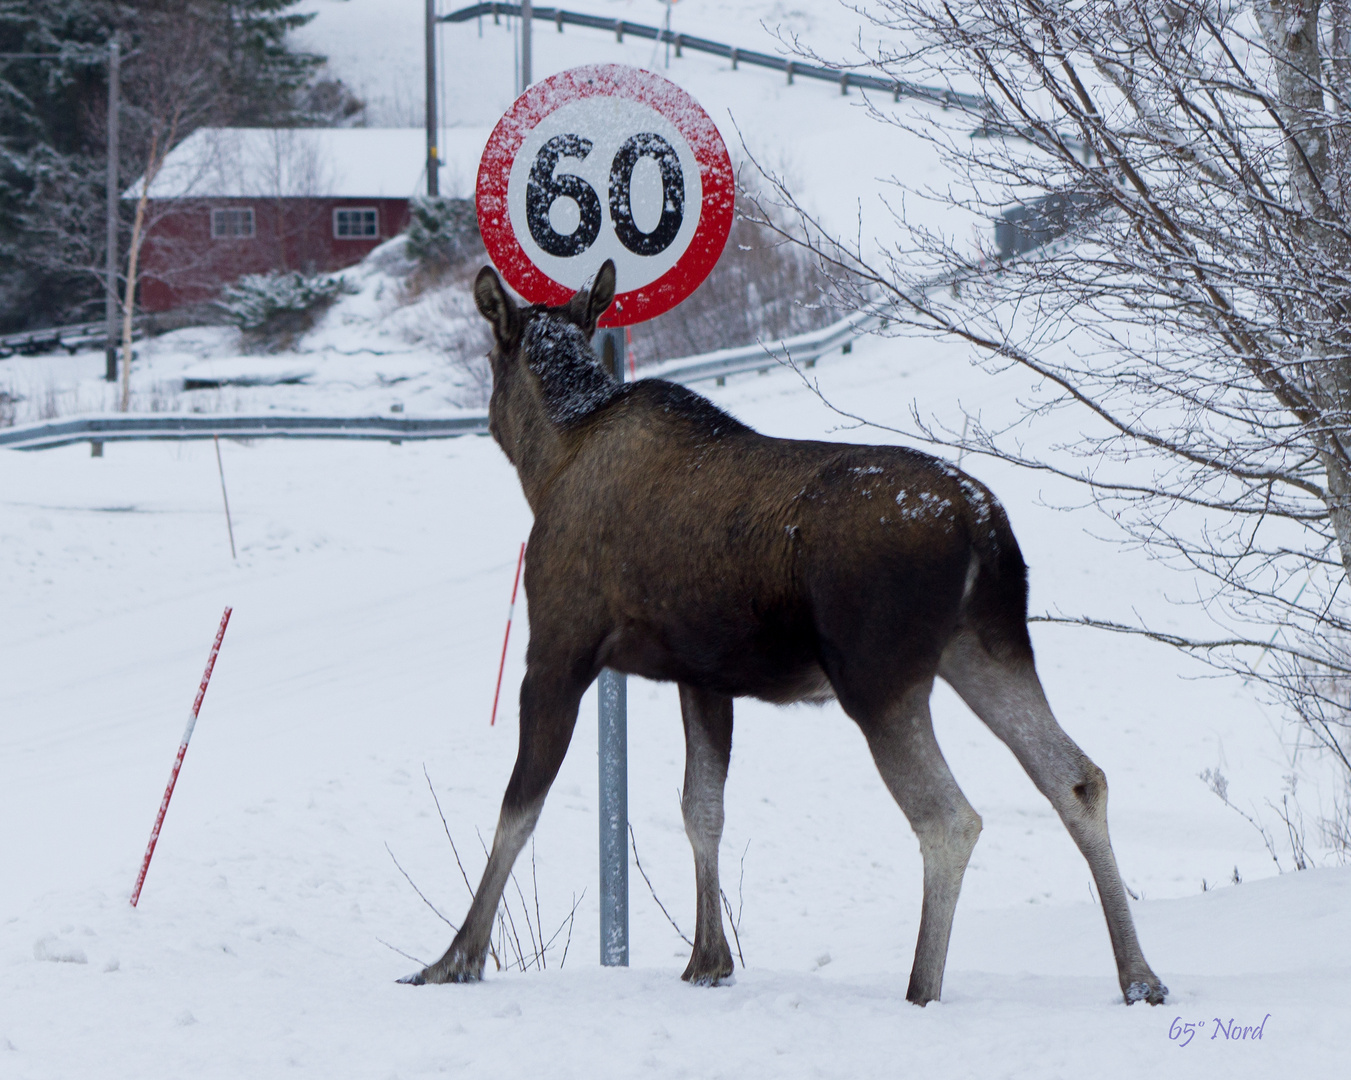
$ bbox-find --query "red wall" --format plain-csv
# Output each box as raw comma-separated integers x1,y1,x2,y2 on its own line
137,197,412,311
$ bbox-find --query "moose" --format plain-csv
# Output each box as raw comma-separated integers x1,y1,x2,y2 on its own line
403,259,1167,1006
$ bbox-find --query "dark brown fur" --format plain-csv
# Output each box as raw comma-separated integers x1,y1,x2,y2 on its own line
405,261,1167,1006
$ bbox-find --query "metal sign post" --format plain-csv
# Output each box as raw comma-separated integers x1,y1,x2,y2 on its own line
596,328,628,966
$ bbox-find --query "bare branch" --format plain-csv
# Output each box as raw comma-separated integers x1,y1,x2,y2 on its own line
384,842,458,931
628,822,693,947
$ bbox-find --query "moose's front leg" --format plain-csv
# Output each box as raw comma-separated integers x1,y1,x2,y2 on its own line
405,664,585,985
677,684,735,985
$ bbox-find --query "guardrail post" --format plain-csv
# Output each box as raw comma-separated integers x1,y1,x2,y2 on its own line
597,325,628,968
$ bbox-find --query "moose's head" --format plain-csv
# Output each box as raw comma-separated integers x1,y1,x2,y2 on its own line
472,260,619,470
472,259,616,362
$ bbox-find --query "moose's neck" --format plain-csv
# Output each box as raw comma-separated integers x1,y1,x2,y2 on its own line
493,318,623,512
492,378,579,513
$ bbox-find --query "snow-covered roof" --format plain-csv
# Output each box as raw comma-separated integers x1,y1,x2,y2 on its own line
126,127,492,201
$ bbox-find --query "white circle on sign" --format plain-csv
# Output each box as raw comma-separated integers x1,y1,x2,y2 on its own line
505,96,703,294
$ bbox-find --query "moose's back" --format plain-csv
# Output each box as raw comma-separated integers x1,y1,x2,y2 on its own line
525,377,1028,707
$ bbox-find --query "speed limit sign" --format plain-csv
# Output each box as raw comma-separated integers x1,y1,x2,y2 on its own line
476,64,734,326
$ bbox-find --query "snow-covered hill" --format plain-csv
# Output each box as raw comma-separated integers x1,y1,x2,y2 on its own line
0,236,492,425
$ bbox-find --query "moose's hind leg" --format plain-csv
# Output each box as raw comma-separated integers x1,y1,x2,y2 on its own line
939,632,1168,1005
677,684,735,986
856,678,983,1006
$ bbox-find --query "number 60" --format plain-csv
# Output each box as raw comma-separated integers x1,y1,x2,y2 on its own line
526,132,686,259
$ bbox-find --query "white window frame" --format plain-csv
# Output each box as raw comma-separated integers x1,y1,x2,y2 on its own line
333,207,379,239
210,206,255,239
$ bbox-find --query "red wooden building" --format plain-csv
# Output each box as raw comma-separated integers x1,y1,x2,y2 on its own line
130,127,489,311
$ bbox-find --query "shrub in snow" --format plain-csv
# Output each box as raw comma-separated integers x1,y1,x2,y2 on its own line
218,271,348,331
403,197,482,271
217,271,351,349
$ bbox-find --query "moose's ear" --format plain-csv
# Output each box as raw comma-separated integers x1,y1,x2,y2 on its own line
567,259,617,336
473,266,520,347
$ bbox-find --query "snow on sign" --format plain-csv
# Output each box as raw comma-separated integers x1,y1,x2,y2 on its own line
476,64,734,327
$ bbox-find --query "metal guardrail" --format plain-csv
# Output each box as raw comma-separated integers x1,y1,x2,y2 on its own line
443,5,1090,155
0,412,492,451
440,3,986,110
0,309,874,450
650,309,875,385
2,320,110,359
1,316,148,360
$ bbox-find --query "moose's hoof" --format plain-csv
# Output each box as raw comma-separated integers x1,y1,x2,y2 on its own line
683,968,734,987
417,964,483,985
405,947,485,986
1125,978,1169,1006
681,949,734,987
905,985,938,1007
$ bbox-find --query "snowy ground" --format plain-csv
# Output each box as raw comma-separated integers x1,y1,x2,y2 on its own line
3,325,1348,1078
3,1,1348,1076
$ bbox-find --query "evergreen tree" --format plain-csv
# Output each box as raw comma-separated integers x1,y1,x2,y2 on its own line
0,1,111,326
0,1,354,332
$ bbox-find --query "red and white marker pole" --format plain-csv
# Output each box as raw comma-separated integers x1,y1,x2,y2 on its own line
130,606,232,907
490,543,526,726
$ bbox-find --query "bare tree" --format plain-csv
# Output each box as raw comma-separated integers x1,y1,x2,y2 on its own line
750,0,1351,845
628,186,841,368
118,8,223,408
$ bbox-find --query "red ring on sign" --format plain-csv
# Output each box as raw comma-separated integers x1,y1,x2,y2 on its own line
476,64,734,327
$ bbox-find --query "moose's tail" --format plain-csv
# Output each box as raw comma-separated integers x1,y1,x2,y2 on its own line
962,494,1036,664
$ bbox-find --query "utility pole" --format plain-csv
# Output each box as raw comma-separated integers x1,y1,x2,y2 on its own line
663,1,673,69
105,37,120,382
424,0,438,196
597,326,628,967
520,0,532,94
